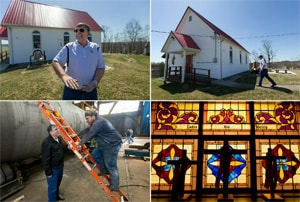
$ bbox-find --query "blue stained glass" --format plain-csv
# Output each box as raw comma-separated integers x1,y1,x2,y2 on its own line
164,156,180,171
207,151,246,183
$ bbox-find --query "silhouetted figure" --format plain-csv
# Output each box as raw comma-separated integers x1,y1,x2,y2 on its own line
168,150,193,201
215,141,232,198
264,148,279,198
204,140,247,200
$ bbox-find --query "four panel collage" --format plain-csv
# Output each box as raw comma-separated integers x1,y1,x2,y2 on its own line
0,0,299,202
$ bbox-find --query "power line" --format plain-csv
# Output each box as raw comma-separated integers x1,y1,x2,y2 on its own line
235,32,300,39
151,30,300,40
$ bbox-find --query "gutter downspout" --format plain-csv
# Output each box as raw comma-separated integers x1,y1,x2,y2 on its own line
8,27,13,65
214,32,217,61
181,50,186,83
220,37,224,79
163,53,168,82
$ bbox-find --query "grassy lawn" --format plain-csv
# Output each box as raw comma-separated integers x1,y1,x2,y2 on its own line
151,70,300,100
0,54,150,100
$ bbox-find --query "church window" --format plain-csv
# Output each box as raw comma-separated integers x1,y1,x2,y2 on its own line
189,16,192,22
229,47,233,63
203,102,251,134
63,32,69,45
33,31,41,49
151,101,300,196
151,102,199,135
240,51,242,64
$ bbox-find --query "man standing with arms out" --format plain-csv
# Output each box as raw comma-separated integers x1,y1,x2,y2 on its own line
77,110,123,191
257,55,277,88
52,22,105,100
41,125,66,201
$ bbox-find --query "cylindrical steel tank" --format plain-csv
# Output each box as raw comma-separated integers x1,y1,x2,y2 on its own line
0,101,87,163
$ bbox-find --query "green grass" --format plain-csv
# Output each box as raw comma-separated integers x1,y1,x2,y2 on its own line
0,54,150,100
151,70,300,100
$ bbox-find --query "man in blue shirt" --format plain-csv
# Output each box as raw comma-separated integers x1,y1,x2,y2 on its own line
77,110,123,191
257,55,277,88
52,22,105,100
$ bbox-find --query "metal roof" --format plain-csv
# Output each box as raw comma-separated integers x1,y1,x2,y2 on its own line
0,26,8,38
176,7,249,53
1,0,103,31
172,31,200,50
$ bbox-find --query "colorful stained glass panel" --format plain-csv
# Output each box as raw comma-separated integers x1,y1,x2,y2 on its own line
153,102,199,131
152,144,193,184
255,102,297,131
203,102,250,131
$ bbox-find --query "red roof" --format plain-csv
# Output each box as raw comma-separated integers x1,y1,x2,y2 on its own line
0,26,8,38
176,7,248,53
1,0,103,31
172,31,200,50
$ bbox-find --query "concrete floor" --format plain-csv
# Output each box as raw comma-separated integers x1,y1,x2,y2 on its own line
4,137,150,202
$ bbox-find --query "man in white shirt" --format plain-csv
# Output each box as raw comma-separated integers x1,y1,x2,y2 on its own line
52,22,105,100
257,55,277,88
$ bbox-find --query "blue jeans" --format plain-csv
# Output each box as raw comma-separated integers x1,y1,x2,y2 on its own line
258,69,276,86
62,86,97,100
126,136,133,144
46,168,63,202
92,144,122,190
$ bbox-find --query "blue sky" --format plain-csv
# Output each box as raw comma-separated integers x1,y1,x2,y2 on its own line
0,0,150,37
1,0,299,62
151,0,300,62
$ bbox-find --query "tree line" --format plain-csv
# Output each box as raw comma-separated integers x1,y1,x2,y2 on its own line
101,19,149,55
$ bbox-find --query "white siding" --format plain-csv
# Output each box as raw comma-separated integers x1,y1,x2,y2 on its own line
8,26,102,64
177,10,249,79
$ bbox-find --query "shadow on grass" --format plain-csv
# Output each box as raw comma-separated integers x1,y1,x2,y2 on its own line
159,82,199,94
258,86,293,94
159,72,258,96
158,82,254,96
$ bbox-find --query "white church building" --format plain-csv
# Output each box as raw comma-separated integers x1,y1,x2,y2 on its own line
0,0,103,65
161,6,249,83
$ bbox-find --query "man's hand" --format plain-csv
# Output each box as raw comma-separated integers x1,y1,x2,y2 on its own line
61,75,79,90
76,142,82,150
82,80,98,92
67,142,73,150
47,175,53,178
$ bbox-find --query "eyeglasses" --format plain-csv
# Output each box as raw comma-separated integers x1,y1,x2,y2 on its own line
74,28,85,33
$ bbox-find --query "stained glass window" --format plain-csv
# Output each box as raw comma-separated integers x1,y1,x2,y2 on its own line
256,139,300,190
151,101,300,196
254,102,299,135
203,102,251,134
151,139,198,191
203,141,250,189
151,102,199,136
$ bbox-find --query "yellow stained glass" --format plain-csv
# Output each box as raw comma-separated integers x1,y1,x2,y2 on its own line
204,102,250,131
152,144,193,184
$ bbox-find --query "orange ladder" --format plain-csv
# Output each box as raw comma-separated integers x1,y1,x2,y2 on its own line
38,101,128,202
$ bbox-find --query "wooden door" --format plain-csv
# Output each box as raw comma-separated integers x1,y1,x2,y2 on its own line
185,55,193,73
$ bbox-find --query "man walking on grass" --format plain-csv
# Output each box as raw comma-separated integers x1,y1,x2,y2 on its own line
257,55,277,88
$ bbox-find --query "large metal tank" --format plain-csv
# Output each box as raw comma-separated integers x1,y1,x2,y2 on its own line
0,101,87,163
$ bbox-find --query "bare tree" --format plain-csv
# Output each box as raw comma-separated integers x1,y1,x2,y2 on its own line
260,40,277,68
124,19,142,54
102,25,114,53
251,50,259,62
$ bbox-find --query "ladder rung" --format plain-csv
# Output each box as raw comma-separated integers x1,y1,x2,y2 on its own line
92,164,97,169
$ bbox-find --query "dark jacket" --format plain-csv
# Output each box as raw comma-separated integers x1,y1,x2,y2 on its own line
41,135,65,176
78,115,122,147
